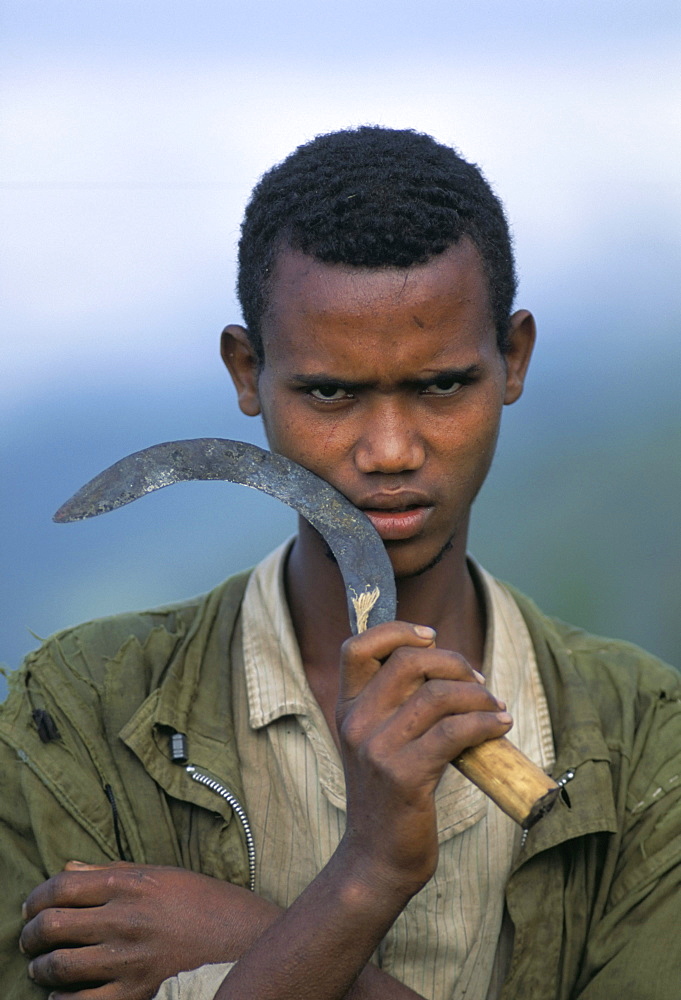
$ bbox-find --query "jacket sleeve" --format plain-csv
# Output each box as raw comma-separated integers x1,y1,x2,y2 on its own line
0,680,120,999
0,744,53,999
574,687,681,998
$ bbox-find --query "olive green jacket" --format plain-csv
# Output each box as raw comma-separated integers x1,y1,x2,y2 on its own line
1,572,680,999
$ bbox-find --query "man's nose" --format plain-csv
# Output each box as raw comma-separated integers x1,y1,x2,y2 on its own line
354,401,425,474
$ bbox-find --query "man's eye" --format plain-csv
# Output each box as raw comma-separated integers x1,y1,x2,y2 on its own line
423,376,463,395
309,385,351,401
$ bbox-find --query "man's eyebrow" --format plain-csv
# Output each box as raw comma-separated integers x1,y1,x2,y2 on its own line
289,374,374,391
289,364,483,390
410,364,483,386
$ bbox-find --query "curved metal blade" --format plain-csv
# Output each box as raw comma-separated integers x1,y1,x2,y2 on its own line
53,438,396,633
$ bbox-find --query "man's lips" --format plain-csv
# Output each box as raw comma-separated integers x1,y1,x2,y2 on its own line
359,502,433,541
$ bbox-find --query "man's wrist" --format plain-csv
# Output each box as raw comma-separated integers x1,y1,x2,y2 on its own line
333,833,431,915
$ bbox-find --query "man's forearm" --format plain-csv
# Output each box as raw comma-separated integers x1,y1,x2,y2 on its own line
213,846,421,1000
154,957,423,1000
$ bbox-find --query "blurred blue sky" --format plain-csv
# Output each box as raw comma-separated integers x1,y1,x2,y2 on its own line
1,1,680,682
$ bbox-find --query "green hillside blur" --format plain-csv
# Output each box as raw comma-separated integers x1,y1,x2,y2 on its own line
471,418,680,663
469,330,680,666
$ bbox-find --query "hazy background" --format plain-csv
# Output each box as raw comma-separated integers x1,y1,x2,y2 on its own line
2,0,680,697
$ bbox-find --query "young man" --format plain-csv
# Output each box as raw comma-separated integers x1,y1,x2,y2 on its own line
2,127,680,1000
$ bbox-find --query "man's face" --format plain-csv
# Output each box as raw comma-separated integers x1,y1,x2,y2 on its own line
223,241,534,579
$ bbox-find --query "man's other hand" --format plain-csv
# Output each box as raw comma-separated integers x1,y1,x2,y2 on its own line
20,861,281,999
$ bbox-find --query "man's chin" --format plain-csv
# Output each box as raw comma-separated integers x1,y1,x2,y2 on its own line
322,526,458,582
391,536,455,580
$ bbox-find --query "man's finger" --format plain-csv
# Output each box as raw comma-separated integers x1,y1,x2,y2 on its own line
339,645,490,743
384,678,505,745
21,902,108,956
64,860,121,872
23,865,151,920
28,942,114,988
339,621,436,700
414,709,514,765
48,990,118,1000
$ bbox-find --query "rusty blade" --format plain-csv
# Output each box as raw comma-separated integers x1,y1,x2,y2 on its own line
53,438,396,634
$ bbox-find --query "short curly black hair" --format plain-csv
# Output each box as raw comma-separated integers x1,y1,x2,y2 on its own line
237,126,517,361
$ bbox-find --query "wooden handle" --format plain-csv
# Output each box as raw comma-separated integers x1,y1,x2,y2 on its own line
351,605,558,829
454,736,559,829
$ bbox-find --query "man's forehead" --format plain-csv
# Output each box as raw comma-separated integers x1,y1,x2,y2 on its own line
262,240,492,327
255,242,498,377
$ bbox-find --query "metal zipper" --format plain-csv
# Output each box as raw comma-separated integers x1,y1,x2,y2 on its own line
186,765,256,892
519,768,576,850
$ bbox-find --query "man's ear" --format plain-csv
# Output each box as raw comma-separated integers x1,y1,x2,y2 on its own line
220,324,261,416
503,310,536,405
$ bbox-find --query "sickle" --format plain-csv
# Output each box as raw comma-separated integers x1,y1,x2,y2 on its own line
53,438,396,634
54,437,565,829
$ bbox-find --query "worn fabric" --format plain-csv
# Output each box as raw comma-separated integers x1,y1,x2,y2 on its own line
1,568,680,1000
154,963,233,1000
